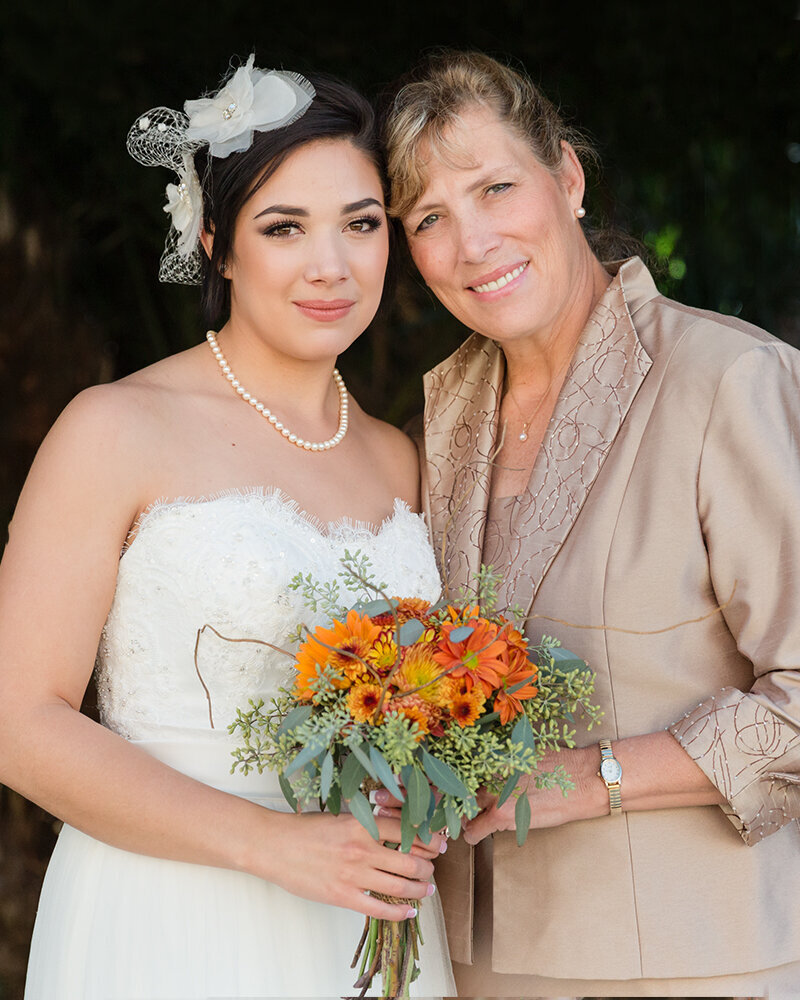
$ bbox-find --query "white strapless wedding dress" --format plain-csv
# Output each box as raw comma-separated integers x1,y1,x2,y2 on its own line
25,490,455,999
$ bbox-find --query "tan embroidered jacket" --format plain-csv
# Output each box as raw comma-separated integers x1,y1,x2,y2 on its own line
422,257,800,980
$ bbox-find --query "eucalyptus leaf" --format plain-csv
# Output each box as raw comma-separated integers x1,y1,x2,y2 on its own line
549,646,588,673
496,770,521,809
278,772,298,813
369,746,405,801
430,798,448,833
362,599,397,616
277,704,312,737
477,710,500,726
283,741,322,777
407,766,431,827
340,751,367,799
515,791,532,846
400,801,416,853
351,741,379,782
319,750,334,802
443,796,461,839
511,712,535,752
448,625,475,643
397,618,425,646
349,789,380,841
327,782,341,815
421,748,470,798
416,820,433,845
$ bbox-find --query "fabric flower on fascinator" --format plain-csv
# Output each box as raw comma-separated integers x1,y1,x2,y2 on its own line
184,54,315,158
163,152,203,256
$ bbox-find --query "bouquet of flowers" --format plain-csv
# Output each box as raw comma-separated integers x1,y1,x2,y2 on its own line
229,553,600,997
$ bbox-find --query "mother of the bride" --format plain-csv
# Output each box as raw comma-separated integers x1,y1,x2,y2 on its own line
380,51,800,995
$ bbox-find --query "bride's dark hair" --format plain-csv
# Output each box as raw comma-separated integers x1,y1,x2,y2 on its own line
196,75,386,328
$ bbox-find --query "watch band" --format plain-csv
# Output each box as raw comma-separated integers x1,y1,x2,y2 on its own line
598,738,623,815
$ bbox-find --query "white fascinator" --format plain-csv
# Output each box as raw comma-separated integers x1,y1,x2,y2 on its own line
127,56,315,285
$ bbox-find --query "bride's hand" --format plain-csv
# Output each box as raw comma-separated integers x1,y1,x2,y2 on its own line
255,810,444,920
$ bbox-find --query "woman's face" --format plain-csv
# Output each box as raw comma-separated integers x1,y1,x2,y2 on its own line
401,105,587,348
226,138,389,363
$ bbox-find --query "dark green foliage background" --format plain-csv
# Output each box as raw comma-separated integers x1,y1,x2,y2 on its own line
0,0,797,995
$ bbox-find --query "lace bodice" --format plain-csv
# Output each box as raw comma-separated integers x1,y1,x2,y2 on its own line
95,491,441,741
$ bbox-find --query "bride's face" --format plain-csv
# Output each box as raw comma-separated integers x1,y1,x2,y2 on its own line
226,139,389,362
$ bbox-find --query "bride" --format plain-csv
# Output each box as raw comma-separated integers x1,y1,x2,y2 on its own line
0,57,454,998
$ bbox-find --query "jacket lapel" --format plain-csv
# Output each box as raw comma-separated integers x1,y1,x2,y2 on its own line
424,258,655,613
498,262,653,613
423,334,505,599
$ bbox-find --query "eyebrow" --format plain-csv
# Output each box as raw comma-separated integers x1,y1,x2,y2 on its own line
409,166,518,219
253,197,383,221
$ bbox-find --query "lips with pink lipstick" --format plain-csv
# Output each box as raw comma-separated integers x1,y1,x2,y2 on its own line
293,298,355,322
468,260,529,297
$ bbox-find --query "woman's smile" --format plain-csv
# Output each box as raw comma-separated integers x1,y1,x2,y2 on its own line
468,260,529,297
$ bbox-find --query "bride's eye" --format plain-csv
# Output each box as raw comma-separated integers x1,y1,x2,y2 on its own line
263,219,303,238
486,182,511,195
345,214,383,234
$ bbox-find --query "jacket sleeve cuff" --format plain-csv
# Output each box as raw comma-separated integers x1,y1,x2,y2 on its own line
669,686,800,846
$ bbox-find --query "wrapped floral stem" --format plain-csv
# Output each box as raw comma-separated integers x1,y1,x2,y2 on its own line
228,556,600,995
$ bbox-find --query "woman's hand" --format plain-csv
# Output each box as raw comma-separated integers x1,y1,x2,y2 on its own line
375,734,726,847
466,735,727,845
256,810,444,921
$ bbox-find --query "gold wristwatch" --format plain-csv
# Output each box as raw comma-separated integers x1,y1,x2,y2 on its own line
597,739,623,815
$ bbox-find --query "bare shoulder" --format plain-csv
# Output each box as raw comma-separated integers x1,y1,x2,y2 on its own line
357,411,422,509
13,348,205,537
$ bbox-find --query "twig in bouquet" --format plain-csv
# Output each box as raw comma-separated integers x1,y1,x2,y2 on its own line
523,582,737,636
194,624,297,728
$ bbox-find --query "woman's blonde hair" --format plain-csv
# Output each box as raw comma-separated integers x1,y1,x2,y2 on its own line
383,50,596,220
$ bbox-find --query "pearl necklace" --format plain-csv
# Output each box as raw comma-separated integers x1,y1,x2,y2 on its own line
206,330,349,451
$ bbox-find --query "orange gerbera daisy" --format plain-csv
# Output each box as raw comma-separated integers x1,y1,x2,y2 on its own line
395,643,447,705
347,683,386,724
443,603,480,626
294,610,381,699
448,686,486,728
493,664,539,724
433,619,507,697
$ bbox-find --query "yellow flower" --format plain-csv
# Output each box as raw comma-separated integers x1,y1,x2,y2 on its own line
367,632,400,673
395,643,447,705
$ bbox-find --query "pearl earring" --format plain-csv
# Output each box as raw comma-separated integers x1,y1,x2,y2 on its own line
575,206,586,219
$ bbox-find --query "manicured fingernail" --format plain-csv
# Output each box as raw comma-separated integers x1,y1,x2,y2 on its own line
368,790,379,804
406,907,417,918
372,803,381,816
426,883,437,896
374,790,389,804
439,840,448,854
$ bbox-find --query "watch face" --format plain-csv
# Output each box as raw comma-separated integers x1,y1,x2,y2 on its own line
600,758,622,783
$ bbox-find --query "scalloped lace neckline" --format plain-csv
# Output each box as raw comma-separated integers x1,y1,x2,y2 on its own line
123,488,416,558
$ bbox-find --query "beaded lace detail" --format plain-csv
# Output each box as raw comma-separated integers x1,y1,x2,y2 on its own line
95,490,440,741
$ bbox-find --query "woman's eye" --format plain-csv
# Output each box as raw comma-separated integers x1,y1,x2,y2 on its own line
415,213,440,233
346,215,382,233
487,182,511,195
264,220,302,237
